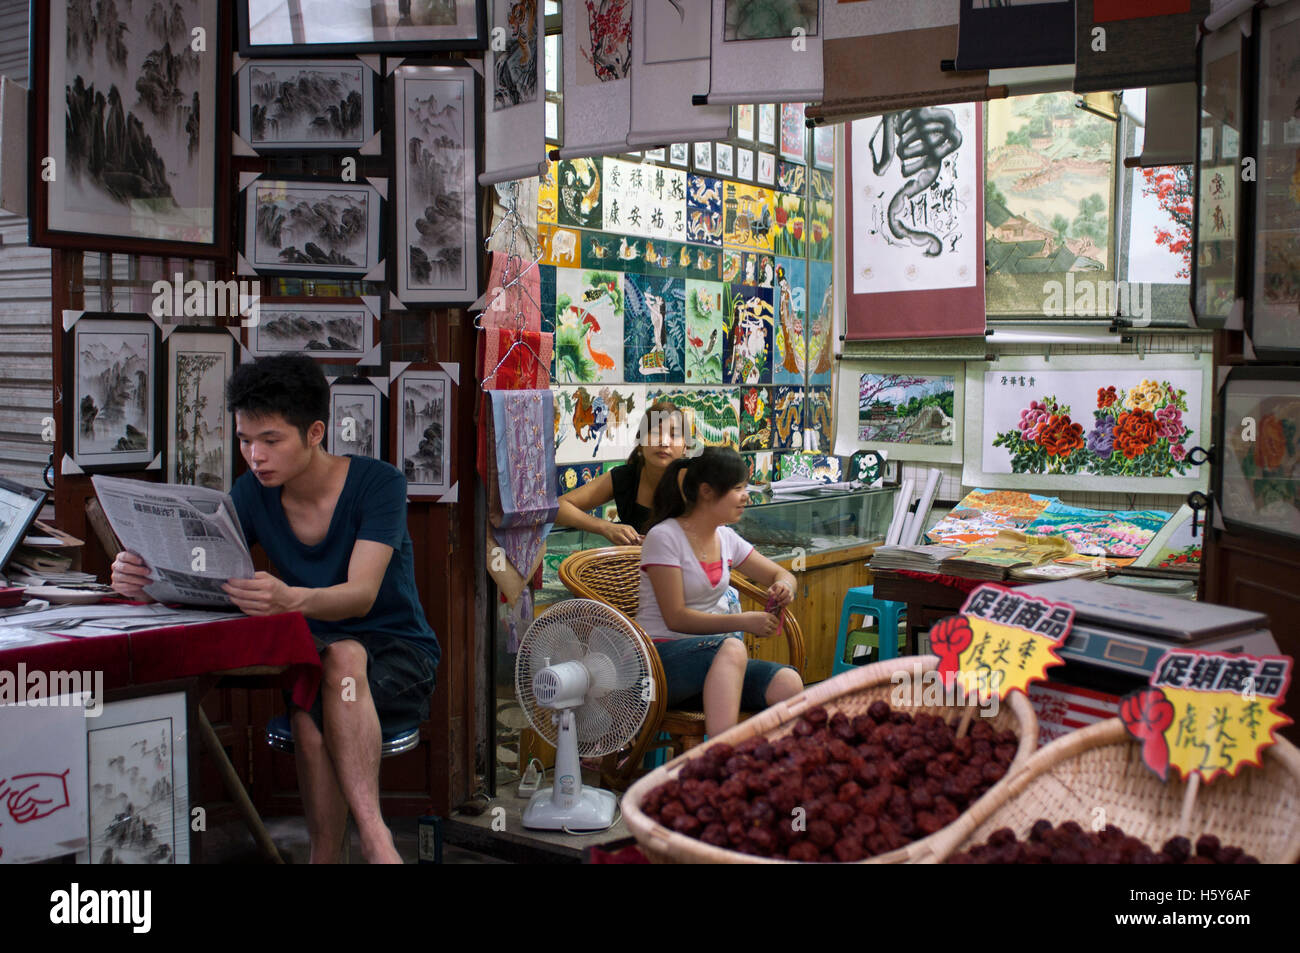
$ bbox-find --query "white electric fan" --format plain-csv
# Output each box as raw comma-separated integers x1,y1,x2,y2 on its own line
515,599,656,831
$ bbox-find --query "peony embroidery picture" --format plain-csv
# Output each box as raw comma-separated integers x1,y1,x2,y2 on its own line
965,356,1211,493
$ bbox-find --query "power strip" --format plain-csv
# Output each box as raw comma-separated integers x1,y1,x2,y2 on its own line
517,759,544,796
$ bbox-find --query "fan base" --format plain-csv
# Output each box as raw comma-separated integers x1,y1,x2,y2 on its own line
521,786,618,832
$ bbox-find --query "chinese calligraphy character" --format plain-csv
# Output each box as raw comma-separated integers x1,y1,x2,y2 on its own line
1033,607,1072,639
1254,660,1288,697
966,590,999,618
1214,658,1257,694
1154,654,1193,689
1186,656,1224,691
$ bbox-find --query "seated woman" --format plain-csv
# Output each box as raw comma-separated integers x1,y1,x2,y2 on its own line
637,446,804,737
554,399,686,543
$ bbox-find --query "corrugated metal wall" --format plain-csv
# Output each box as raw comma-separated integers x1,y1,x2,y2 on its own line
0,0,52,490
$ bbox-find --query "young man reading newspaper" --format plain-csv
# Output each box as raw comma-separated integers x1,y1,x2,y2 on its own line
111,355,440,864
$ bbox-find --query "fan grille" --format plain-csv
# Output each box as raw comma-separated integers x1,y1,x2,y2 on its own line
515,599,655,758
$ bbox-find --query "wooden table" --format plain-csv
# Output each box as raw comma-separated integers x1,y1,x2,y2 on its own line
0,610,320,864
869,569,1027,654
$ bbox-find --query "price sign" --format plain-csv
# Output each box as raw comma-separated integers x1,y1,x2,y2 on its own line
929,584,1075,702
1121,651,1294,782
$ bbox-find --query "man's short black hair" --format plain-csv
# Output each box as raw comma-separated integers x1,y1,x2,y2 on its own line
226,354,330,441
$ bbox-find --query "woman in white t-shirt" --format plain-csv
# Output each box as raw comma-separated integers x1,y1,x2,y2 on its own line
638,447,803,737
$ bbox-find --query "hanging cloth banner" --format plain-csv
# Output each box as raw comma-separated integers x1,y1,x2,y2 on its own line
812,0,991,125
703,0,823,106
1073,0,1209,93
954,0,1076,72
843,103,987,340
482,0,549,184
561,0,634,158
628,0,732,146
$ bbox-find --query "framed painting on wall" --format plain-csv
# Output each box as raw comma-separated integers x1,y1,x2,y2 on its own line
1215,366,1300,545
392,364,458,501
1250,1,1300,357
165,327,236,491
237,59,379,153
241,178,384,278
963,353,1212,495
31,1,228,257
392,63,481,306
1190,22,1248,330
833,360,965,464
329,378,386,461
779,102,806,164
244,299,379,363
63,312,161,473
237,0,487,54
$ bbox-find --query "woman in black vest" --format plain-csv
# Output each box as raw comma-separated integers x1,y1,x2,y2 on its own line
555,400,686,542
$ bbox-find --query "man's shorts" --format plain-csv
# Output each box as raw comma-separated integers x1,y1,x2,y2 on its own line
292,631,438,736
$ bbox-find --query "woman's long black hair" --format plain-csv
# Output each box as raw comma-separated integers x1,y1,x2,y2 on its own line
650,446,749,527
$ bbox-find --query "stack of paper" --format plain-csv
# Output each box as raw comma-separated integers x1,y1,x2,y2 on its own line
942,531,1075,581
869,544,965,573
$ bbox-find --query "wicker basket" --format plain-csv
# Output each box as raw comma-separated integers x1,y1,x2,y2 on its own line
916,717,1300,864
621,655,1039,864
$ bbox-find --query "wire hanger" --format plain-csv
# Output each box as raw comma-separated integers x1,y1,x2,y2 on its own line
480,179,547,388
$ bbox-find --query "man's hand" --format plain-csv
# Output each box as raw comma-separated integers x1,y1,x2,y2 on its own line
222,572,304,616
110,551,154,601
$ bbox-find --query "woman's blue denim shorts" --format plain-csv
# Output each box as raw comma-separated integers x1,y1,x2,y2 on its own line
655,634,793,712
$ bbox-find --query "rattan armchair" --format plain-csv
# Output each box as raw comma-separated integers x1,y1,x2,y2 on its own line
558,545,806,788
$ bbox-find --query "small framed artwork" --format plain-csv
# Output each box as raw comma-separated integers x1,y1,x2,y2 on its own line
669,143,689,167
758,104,777,146
693,141,714,173
31,1,229,257
1215,366,1300,545
392,364,457,500
237,0,487,54
392,63,481,306
737,103,755,141
835,359,965,464
813,124,834,171
757,152,776,186
644,147,667,162
330,378,386,461
737,147,755,182
165,327,237,491
237,59,379,153
1190,21,1248,330
245,299,379,362
779,102,807,165
1249,1,1300,356
63,312,161,473
716,143,735,178
242,178,383,277
84,685,197,864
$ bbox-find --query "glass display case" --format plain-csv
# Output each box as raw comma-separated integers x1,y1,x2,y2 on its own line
535,485,898,607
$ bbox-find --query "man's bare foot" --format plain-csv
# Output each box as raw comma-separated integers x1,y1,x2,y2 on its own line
360,829,403,864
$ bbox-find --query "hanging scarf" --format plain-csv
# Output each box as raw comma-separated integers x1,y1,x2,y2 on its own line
486,389,558,605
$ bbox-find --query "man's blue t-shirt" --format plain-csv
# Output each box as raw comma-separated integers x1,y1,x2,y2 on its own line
229,455,441,668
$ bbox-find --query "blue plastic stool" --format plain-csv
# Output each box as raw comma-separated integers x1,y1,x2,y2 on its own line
833,585,904,676
266,712,422,757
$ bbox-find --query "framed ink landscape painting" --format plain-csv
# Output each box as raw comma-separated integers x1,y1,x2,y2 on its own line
238,0,486,55
165,327,235,491
393,64,480,306
237,59,378,153
242,178,383,277
64,312,160,473
32,0,228,257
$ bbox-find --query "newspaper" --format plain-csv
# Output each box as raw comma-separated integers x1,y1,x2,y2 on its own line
91,476,255,608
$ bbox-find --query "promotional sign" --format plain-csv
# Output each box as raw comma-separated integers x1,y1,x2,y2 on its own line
1121,651,1293,782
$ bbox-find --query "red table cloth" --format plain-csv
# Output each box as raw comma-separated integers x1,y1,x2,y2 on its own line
0,611,321,709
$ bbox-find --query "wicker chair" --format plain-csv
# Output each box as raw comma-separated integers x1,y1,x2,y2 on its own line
558,545,806,788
